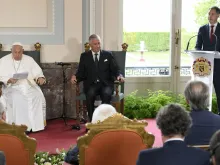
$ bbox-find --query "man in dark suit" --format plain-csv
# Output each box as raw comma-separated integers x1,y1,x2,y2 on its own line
184,80,220,145
71,34,124,121
136,104,210,165
195,6,220,114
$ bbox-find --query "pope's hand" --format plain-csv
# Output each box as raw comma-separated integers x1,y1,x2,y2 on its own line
37,77,46,85
7,78,18,84
71,75,77,84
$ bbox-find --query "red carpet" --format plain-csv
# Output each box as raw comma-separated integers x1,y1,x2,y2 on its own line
29,118,162,153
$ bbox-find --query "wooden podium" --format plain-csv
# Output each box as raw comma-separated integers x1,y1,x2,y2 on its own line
186,51,220,111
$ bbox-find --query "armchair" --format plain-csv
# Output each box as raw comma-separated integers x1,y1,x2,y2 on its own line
74,43,128,129
0,121,37,165
77,113,155,165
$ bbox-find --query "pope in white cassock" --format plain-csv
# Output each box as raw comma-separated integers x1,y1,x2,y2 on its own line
0,42,46,132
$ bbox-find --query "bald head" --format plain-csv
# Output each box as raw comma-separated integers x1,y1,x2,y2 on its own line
184,80,209,110
11,42,23,61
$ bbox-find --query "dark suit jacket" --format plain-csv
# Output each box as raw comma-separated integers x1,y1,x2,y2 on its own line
0,151,5,165
185,110,220,145
195,23,220,52
75,50,121,93
136,141,210,165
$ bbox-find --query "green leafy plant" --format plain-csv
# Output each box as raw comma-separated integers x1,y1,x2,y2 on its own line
124,90,217,119
34,149,66,165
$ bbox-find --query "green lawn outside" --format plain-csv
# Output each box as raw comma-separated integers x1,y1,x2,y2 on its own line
126,51,191,67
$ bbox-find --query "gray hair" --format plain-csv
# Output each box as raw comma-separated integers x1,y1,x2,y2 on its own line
91,104,117,123
210,130,220,165
184,80,209,110
89,34,101,43
156,103,192,137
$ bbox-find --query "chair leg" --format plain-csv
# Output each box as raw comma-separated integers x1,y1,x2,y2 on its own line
82,100,88,123
115,102,120,113
120,98,124,114
72,100,81,130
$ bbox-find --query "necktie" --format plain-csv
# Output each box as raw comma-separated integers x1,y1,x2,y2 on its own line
94,54,99,82
210,25,214,43
94,53,98,68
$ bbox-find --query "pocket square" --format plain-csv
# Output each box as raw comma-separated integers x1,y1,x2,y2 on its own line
104,59,108,62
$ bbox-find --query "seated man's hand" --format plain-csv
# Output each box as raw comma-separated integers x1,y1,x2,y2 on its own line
7,78,18,84
117,75,125,83
37,77,46,85
71,75,77,84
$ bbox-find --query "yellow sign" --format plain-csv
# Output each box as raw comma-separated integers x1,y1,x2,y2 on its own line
192,57,211,76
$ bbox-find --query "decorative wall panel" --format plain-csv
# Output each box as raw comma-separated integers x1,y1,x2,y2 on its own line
0,0,64,44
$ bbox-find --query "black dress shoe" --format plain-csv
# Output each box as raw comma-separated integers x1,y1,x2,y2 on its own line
25,129,32,135
25,131,30,135
72,125,81,130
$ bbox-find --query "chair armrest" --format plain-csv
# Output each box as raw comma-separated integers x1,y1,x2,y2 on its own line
76,83,80,96
114,80,123,96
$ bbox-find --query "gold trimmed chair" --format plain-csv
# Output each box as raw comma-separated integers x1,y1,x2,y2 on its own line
0,121,37,165
190,145,210,151
74,43,128,128
77,113,155,165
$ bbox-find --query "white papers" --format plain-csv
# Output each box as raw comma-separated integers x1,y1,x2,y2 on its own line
13,72,28,79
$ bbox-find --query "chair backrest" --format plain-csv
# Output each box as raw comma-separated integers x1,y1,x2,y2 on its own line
79,43,128,93
112,51,126,77
0,43,41,66
77,113,155,165
0,121,37,165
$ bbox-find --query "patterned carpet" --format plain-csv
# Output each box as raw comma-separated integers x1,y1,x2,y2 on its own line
29,118,162,153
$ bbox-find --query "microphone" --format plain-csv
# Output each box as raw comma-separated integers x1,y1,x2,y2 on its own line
185,33,201,51
213,33,218,52
55,62,71,66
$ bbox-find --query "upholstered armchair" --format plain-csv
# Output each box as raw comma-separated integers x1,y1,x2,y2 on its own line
0,121,37,165
77,113,155,165
74,43,128,129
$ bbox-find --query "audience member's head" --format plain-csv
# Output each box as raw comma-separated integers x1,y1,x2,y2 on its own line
91,104,117,123
11,42,24,61
0,102,6,121
210,130,220,165
156,103,192,142
184,80,209,110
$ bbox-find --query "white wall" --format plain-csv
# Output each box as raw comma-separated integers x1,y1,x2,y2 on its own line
1,0,83,63
42,0,82,63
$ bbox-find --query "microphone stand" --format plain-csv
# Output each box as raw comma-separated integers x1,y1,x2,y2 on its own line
185,34,199,52
61,64,68,125
213,33,218,53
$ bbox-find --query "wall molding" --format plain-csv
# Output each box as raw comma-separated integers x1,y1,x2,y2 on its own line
0,0,64,44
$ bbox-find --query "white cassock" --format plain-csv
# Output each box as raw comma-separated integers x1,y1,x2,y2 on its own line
0,54,46,132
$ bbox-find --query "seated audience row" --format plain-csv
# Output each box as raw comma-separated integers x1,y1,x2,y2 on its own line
136,103,210,165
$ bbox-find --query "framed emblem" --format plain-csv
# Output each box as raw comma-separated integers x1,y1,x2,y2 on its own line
192,57,211,76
